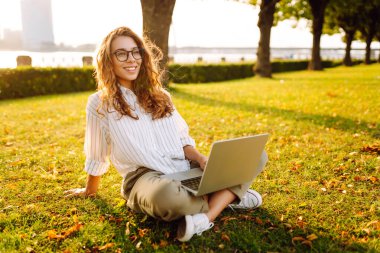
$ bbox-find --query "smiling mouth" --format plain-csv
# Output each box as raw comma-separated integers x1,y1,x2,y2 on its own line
123,66,138,71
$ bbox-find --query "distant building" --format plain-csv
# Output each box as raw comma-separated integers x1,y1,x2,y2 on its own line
21,0,55,51
0,29,23,49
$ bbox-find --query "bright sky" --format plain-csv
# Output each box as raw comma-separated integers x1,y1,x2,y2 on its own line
0,0,377,49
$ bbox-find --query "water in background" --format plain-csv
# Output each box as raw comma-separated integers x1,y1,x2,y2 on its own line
0,48,377,68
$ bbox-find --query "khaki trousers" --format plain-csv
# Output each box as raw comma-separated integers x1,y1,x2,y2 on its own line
121,151,268,222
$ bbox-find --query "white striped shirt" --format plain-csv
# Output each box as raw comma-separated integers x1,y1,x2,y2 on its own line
84,85,195,177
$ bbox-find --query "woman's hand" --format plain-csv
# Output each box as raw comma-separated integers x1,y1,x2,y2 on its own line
64,188,95,198
64,175,101,198
198,154,208,170
183,145,208,170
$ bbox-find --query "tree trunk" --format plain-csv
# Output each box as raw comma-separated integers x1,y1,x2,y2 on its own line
141,0,176,84
254,0,278,78
308,0,329,70
343,30,354,66
378,37,380,63
365,34,373,64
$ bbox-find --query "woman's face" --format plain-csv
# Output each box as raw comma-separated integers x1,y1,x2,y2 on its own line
111,36,142,89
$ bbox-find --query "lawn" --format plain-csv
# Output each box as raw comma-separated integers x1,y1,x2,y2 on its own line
0,64,379,252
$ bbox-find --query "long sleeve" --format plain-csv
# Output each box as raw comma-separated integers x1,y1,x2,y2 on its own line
172,109,196,147
84,94,111,176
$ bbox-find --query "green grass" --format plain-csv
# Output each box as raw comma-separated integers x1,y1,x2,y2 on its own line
1,64,379,252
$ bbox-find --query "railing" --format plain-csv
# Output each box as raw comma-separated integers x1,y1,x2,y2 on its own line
0,48,379,68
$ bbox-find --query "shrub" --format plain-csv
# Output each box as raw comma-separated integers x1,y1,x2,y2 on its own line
0,60,347,100
0,67,96,99
168,63,254,83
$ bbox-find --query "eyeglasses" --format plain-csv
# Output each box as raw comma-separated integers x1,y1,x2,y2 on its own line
113,48,143,62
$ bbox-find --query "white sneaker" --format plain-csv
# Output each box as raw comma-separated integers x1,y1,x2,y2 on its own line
229,189,262,210
177,213,214,242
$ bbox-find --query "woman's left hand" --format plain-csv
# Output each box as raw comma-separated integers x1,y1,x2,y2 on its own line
198,155,208,170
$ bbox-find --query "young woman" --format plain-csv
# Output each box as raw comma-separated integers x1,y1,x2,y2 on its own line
64,26,268,242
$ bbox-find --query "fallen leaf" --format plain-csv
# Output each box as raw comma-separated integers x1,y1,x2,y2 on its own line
326,92,337,98
369,176,379,183
9,160,25,166
125,222,131,235
307,234,318,241
255,217,263,225
292,236,305,242
218,243,225,249
47,223,83,240
98,243,115,250
361,144,380,154
366,220,380,230
129,235,138,243
159,240,168,247
138,228,149,238
135,241,142,250
290,163,302,172
213,224,220,232
220,216,237,224
221,233,230,241
301,240,312,247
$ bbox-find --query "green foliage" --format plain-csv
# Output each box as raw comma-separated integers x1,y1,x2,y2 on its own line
0,64,379,252
270,60,339,72
276,0,311,26
0,67,96,99
356,0,380,41
0,61,343,99
324,0,361,37
168,63,254,83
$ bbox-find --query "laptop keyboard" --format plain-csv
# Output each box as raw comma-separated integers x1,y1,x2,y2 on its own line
181,176,202,191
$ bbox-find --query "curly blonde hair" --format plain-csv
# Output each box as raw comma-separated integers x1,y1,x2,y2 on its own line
95,26,173,120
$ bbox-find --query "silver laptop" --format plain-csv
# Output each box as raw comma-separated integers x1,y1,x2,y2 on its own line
162,134,269,196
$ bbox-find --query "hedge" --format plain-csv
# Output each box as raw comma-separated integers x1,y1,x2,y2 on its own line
0,67,96,99
0,60,344,100
168,63,254,83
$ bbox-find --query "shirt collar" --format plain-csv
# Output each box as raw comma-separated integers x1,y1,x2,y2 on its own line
118,84,135,96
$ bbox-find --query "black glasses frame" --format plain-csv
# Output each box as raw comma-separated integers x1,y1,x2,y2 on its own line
113,48,144,62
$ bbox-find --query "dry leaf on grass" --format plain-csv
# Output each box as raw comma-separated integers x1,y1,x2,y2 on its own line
361,144,380,154
366,220,380,230
307,234,318,241
292,234,318,247
138,228,149,238
93,243,115,251
221,233,230,241
159,240,168,247
47,223,83,240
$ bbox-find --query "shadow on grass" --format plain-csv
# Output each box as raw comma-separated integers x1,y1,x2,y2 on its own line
171,88,380,139
88,197,369,252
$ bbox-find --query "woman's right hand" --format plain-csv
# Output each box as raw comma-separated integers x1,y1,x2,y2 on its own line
64,188,95,198
64,175,101,198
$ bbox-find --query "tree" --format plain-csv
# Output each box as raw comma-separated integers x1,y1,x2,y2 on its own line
376,32,380,63
277,0,330,70
140,0,176,83
252,0,280,78
324,0,362,66
356,0,380,64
